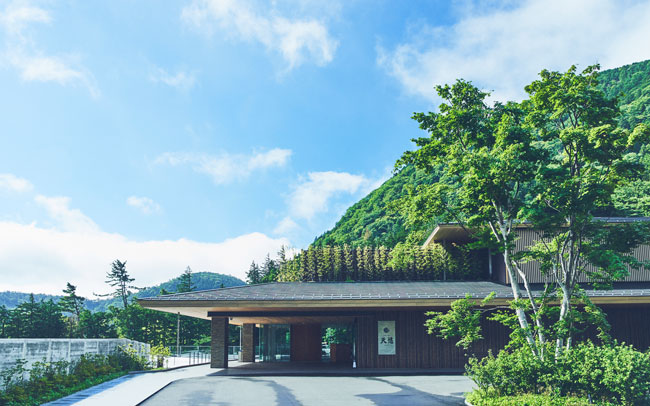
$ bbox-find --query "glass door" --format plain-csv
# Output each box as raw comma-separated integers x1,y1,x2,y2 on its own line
258,324,291,362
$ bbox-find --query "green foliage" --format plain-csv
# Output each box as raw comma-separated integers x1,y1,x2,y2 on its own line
465,392,611,406
324,327,353,345
276,244,485,282
0,295,65,338
110,303,210,347
308,61,650,255
425,292,495,350
466,341,650,405
150,344,172,368
57,283,85,318
613,145,650,216
176,267,196,293
96,260,137,309
598,59,650,129
0,347,149,406
313,165,441,248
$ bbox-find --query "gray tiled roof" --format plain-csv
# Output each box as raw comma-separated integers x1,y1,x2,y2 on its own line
137,281,650,302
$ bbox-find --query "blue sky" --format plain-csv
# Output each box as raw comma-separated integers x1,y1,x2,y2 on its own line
2,0,650,295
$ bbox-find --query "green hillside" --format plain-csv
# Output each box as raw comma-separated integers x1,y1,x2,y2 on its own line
312,165,440,247
598,59,650,129
0,272,245,311
312,61,650,248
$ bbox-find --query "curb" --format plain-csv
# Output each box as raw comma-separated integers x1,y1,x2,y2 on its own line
129,362,210,375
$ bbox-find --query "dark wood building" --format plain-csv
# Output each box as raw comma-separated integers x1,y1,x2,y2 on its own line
138,280,650,370
139,217,650,370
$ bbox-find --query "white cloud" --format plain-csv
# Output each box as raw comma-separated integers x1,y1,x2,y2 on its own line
127,196,162,215
377,0,650,103
34,195,99,233
0,173,33,193
155,148,292,184
181,0,338,71
0,2,50,35
149,67,196,90
0,180,289,295
273,216,300,235
0,221,289,296
0,1,99,97
288,171,367,220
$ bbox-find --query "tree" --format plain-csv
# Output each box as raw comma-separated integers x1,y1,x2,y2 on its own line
96,260,138,309
177,266,196,293
78,310,117,338
403,66,650,359
58,282,85,319
398,79,547,357
246,261,261,284
523,65,650,355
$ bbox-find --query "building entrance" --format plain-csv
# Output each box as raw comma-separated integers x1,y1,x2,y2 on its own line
258,324,290,362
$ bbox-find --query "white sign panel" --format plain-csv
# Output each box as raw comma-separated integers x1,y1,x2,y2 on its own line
377,320,396,355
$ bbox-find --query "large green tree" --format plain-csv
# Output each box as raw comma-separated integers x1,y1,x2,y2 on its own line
401,65,650,359
522,65,650,354
398,79,547,355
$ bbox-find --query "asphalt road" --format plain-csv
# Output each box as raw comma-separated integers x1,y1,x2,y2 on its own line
139,375,473,405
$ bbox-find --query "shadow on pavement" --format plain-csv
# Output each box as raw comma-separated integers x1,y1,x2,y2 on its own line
232,377,301,405
358,377,465,406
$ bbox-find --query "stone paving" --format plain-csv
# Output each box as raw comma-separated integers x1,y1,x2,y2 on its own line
139,374,474,406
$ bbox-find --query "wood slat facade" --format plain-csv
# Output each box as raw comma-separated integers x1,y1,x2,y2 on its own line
354,304,650,369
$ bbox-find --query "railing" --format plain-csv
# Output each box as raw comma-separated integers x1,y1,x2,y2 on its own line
228,346,241,361
166,345,211,367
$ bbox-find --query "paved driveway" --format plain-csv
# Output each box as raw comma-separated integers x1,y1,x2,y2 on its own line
139,375,473,405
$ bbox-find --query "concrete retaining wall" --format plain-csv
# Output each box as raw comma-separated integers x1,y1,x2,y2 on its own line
0,338,150,375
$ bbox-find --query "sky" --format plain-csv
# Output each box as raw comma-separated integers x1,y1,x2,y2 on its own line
2,0,650,296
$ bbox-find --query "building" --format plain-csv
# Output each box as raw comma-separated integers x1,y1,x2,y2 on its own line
138,218,650,370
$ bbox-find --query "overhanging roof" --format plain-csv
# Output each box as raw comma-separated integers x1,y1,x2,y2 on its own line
137,281,650,322
422,217,650,247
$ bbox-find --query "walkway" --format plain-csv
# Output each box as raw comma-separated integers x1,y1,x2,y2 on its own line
44,364,214,406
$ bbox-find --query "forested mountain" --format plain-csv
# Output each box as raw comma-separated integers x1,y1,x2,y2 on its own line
0,272,245,311
313,60,650,248
313,165,439,247
599,59,650,129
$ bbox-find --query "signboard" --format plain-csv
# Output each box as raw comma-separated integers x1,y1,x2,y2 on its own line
377,320,396,355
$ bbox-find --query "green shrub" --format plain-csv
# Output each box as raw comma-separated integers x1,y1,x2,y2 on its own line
466,391,615,406
466,341,650,405
0,346,150,406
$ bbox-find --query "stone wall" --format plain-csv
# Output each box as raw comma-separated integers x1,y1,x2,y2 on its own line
0,338,150,376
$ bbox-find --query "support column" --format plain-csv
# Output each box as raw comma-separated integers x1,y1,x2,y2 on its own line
241,323,255,362
210,317,229,368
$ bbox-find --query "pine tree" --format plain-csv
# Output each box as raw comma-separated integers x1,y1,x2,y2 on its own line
98,260,137,309
59,282,85,318
261,254,278,282
246,261,261,284
333,246,343,281
177,266,196,293
343,244,355,281
355,246,364,280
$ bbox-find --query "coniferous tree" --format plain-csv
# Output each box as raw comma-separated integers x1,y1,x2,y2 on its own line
0,305,9,337
177,266,196,293
97,260,137,309
333,246,343,281
59,282,85,318
246,261,261,284
261,254,278,282
343,244,355,280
